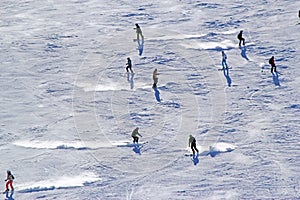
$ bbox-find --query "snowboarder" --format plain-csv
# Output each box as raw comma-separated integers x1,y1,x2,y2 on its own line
152,68,158,88
126,57,133,73
134,23,144,41
299,10,300,19
131,127,142,144
269,56,276,73
3,170,14,193
221,51,228,68
188,135,199,156
237,30,245,46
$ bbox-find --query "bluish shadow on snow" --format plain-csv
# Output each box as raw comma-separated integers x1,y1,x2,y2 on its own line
4,190,14,200
132,144,143,155
222,67,232,87
153,86,161,102
272,72,280,86
127,72,135,89
240,46,249,60
192,154,199,165
137,38,144,56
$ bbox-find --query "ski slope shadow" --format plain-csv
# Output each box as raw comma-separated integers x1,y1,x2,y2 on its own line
272,72,280,86
221,64,232,87
153,86,161,102
4,190,14,200
240,46,249,60
17,172,101,193
136,38,144,56
199,142,236,157
127,72,135,89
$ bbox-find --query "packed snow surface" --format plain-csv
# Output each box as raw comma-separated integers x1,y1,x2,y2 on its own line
1,0,299,199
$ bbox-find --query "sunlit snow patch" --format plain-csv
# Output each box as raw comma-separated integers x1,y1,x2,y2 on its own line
208,142,236,157
13,140,112,150
18,172,101,193
181,39,236,50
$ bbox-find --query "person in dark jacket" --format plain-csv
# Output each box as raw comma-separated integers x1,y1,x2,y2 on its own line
188,135,199,156
269,56,276,73
237,30,245,46
126,57,133,73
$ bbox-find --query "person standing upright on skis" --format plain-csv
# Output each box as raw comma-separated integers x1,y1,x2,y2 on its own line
152,68,158,88
269,56,277,73
189,135,199,156
134,23,144,41
126,57,133,73
4,170,14,193
131,127,142,144
221,51,228,69
237,30,245,46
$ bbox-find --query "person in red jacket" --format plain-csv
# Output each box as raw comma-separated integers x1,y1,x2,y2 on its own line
4,170,14,193
269,56,276,73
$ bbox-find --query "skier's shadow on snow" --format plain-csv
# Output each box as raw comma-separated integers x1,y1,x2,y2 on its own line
192,154,199,165
137,38,144,56
127,72,135,89
240,46,249,60
153,86,161,102
272,72,280,86
4,191,14,200
132,144,143,155
222,63,232,87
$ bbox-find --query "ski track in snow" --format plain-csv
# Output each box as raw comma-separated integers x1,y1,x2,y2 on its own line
1,0,300,199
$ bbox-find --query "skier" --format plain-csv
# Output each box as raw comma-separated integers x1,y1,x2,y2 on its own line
131,127,142,144
269,56,276,73
126,57,133,73
152,68,158,88
221,51,228,68
4,170,14,193
188,135,199,156
237,30,245,46
134,23,144,41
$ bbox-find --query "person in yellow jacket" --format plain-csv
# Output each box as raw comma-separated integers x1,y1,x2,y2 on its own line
189,135,199,156
134,24,144,41
131,127,142,144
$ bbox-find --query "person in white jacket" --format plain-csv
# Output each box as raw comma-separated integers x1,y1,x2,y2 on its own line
131,127,142,144
189,135,199,156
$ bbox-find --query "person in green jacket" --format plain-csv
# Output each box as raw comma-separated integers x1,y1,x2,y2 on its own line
189,135,199,156
131,127,142,144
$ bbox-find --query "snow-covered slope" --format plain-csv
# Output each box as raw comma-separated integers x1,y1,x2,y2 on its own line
1,0,299,199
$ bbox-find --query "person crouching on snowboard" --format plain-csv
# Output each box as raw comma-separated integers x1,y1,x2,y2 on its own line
131,127,142,144
4,170,14,192
189,135,199,156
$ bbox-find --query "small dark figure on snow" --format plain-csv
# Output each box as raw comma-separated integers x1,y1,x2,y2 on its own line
4,170,14,193
131,127,142,144
269,56,276,73
298,10,300,19
221,51,228,68
152,68,158,88
189,135,199,156
126,57,133,73
134,23,144,41
237,30,245,46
